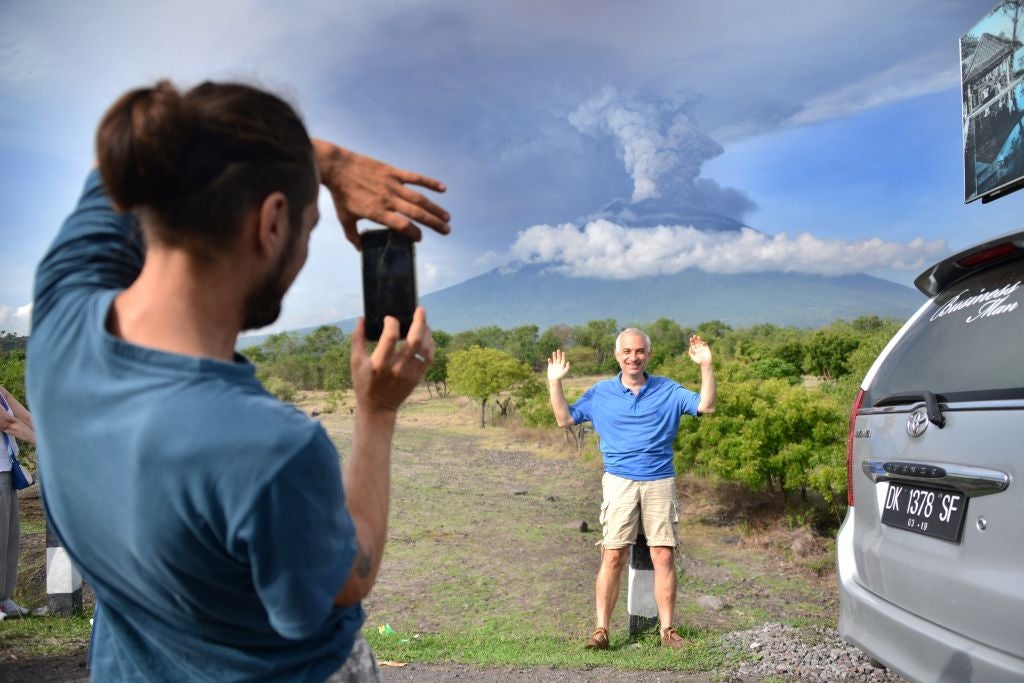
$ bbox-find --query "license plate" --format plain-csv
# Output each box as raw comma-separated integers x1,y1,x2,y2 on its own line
880,482,968,542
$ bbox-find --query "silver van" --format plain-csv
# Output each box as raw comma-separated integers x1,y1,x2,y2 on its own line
837,229,1024,682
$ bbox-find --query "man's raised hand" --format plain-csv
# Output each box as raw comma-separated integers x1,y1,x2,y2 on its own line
313,139,450,250
688,334,713,366
547,349,571,382
350,307,434,415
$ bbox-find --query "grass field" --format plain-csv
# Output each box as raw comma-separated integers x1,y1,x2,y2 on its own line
1,384,841,680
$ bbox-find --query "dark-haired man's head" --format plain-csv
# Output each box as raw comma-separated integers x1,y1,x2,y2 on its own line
94,79,321,329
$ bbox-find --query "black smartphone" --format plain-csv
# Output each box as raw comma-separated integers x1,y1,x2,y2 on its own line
360,229,418,341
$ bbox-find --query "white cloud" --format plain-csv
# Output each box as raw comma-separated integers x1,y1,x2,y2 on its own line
787,52,960,128
0,303,32,337
511,221,948,279
419,262,441,291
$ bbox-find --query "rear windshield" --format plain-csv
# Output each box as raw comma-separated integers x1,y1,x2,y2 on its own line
865,256,1024,406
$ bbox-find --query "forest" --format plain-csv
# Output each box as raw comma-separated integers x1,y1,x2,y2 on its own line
238,315,902,524
0,315,900,525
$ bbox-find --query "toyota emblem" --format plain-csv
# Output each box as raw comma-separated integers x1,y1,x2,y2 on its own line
907,409,929,437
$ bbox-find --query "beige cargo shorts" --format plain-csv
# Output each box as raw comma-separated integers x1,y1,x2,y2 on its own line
599,472,679,549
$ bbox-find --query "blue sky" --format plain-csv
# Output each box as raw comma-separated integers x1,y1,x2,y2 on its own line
2,0,1022,338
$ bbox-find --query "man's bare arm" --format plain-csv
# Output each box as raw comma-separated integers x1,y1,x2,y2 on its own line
688,335,717,415
334,310,434,606
547,349,576,428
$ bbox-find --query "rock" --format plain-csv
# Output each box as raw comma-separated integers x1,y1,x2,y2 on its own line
696,595,726,611
789,528,822,557
719,534,741,544
310,410,320,417
509,488,528,496
565,520,589,532
545,495,559,502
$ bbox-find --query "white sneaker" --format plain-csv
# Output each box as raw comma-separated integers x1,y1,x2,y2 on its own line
1,599,29,617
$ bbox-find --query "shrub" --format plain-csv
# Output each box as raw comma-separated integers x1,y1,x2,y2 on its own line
264,377,296,403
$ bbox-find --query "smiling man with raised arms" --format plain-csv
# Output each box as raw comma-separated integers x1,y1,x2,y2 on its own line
547,328,716,650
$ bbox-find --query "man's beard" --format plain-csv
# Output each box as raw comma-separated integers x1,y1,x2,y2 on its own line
241,243,294,331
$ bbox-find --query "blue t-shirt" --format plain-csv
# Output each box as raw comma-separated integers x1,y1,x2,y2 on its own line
570,373,700,481
27,172,361,682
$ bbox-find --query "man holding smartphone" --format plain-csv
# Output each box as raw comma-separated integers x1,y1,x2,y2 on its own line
28,80,448,682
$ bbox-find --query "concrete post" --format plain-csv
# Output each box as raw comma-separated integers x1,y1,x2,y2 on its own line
627,533,659,638
46,514,82,616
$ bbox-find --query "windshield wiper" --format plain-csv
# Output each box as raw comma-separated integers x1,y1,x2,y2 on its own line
872,390,946,428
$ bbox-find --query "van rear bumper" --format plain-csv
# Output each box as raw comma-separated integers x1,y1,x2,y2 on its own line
837,512,1024,683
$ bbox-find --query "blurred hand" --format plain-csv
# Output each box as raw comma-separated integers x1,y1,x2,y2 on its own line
350,306,434,415
688,334,712,366
547,349,571,382
313,140,451,249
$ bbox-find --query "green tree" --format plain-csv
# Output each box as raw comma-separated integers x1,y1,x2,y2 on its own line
424,349,450,397
572,319,618,368
0,332,27,354
450,325,506,352
0,350,27,405
269,354,317,389
646,317,690,370
432,329,452,351
804,328,860,380
676,378,847,507
538,324,573,360
300,325,345,357
565,345,602,375
320,345,352,391
504,325,540,368
448,346,533,427
261,332,301,362
844,319,902,382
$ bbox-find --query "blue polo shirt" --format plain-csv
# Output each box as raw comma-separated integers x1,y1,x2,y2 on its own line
570,373,700,481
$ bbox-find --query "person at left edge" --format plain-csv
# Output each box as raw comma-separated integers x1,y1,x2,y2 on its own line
0,384,34,619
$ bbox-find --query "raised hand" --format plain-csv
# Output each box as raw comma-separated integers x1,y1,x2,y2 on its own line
350,306,434,415
688,334,712,366
313,140,451,249
547,349,571,382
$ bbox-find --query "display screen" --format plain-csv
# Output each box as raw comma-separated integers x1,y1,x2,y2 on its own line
962,1,1024,203
360,230,417,341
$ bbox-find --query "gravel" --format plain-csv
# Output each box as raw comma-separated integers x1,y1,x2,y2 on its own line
380,622,907,682
720,623,906,682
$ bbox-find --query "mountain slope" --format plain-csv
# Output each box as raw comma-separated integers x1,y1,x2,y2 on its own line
416,264,922,332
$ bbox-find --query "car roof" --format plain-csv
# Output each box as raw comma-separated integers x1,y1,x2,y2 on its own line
914,228,1024,298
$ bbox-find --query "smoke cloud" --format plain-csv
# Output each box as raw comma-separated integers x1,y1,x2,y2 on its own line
568,87,756,220
511,220,948,279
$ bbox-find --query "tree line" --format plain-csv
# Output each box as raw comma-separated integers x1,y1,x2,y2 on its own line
241,315,901,522
0,315,900,523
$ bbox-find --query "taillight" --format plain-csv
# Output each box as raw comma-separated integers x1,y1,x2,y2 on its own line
956,241,1017,268
846,388,866,506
